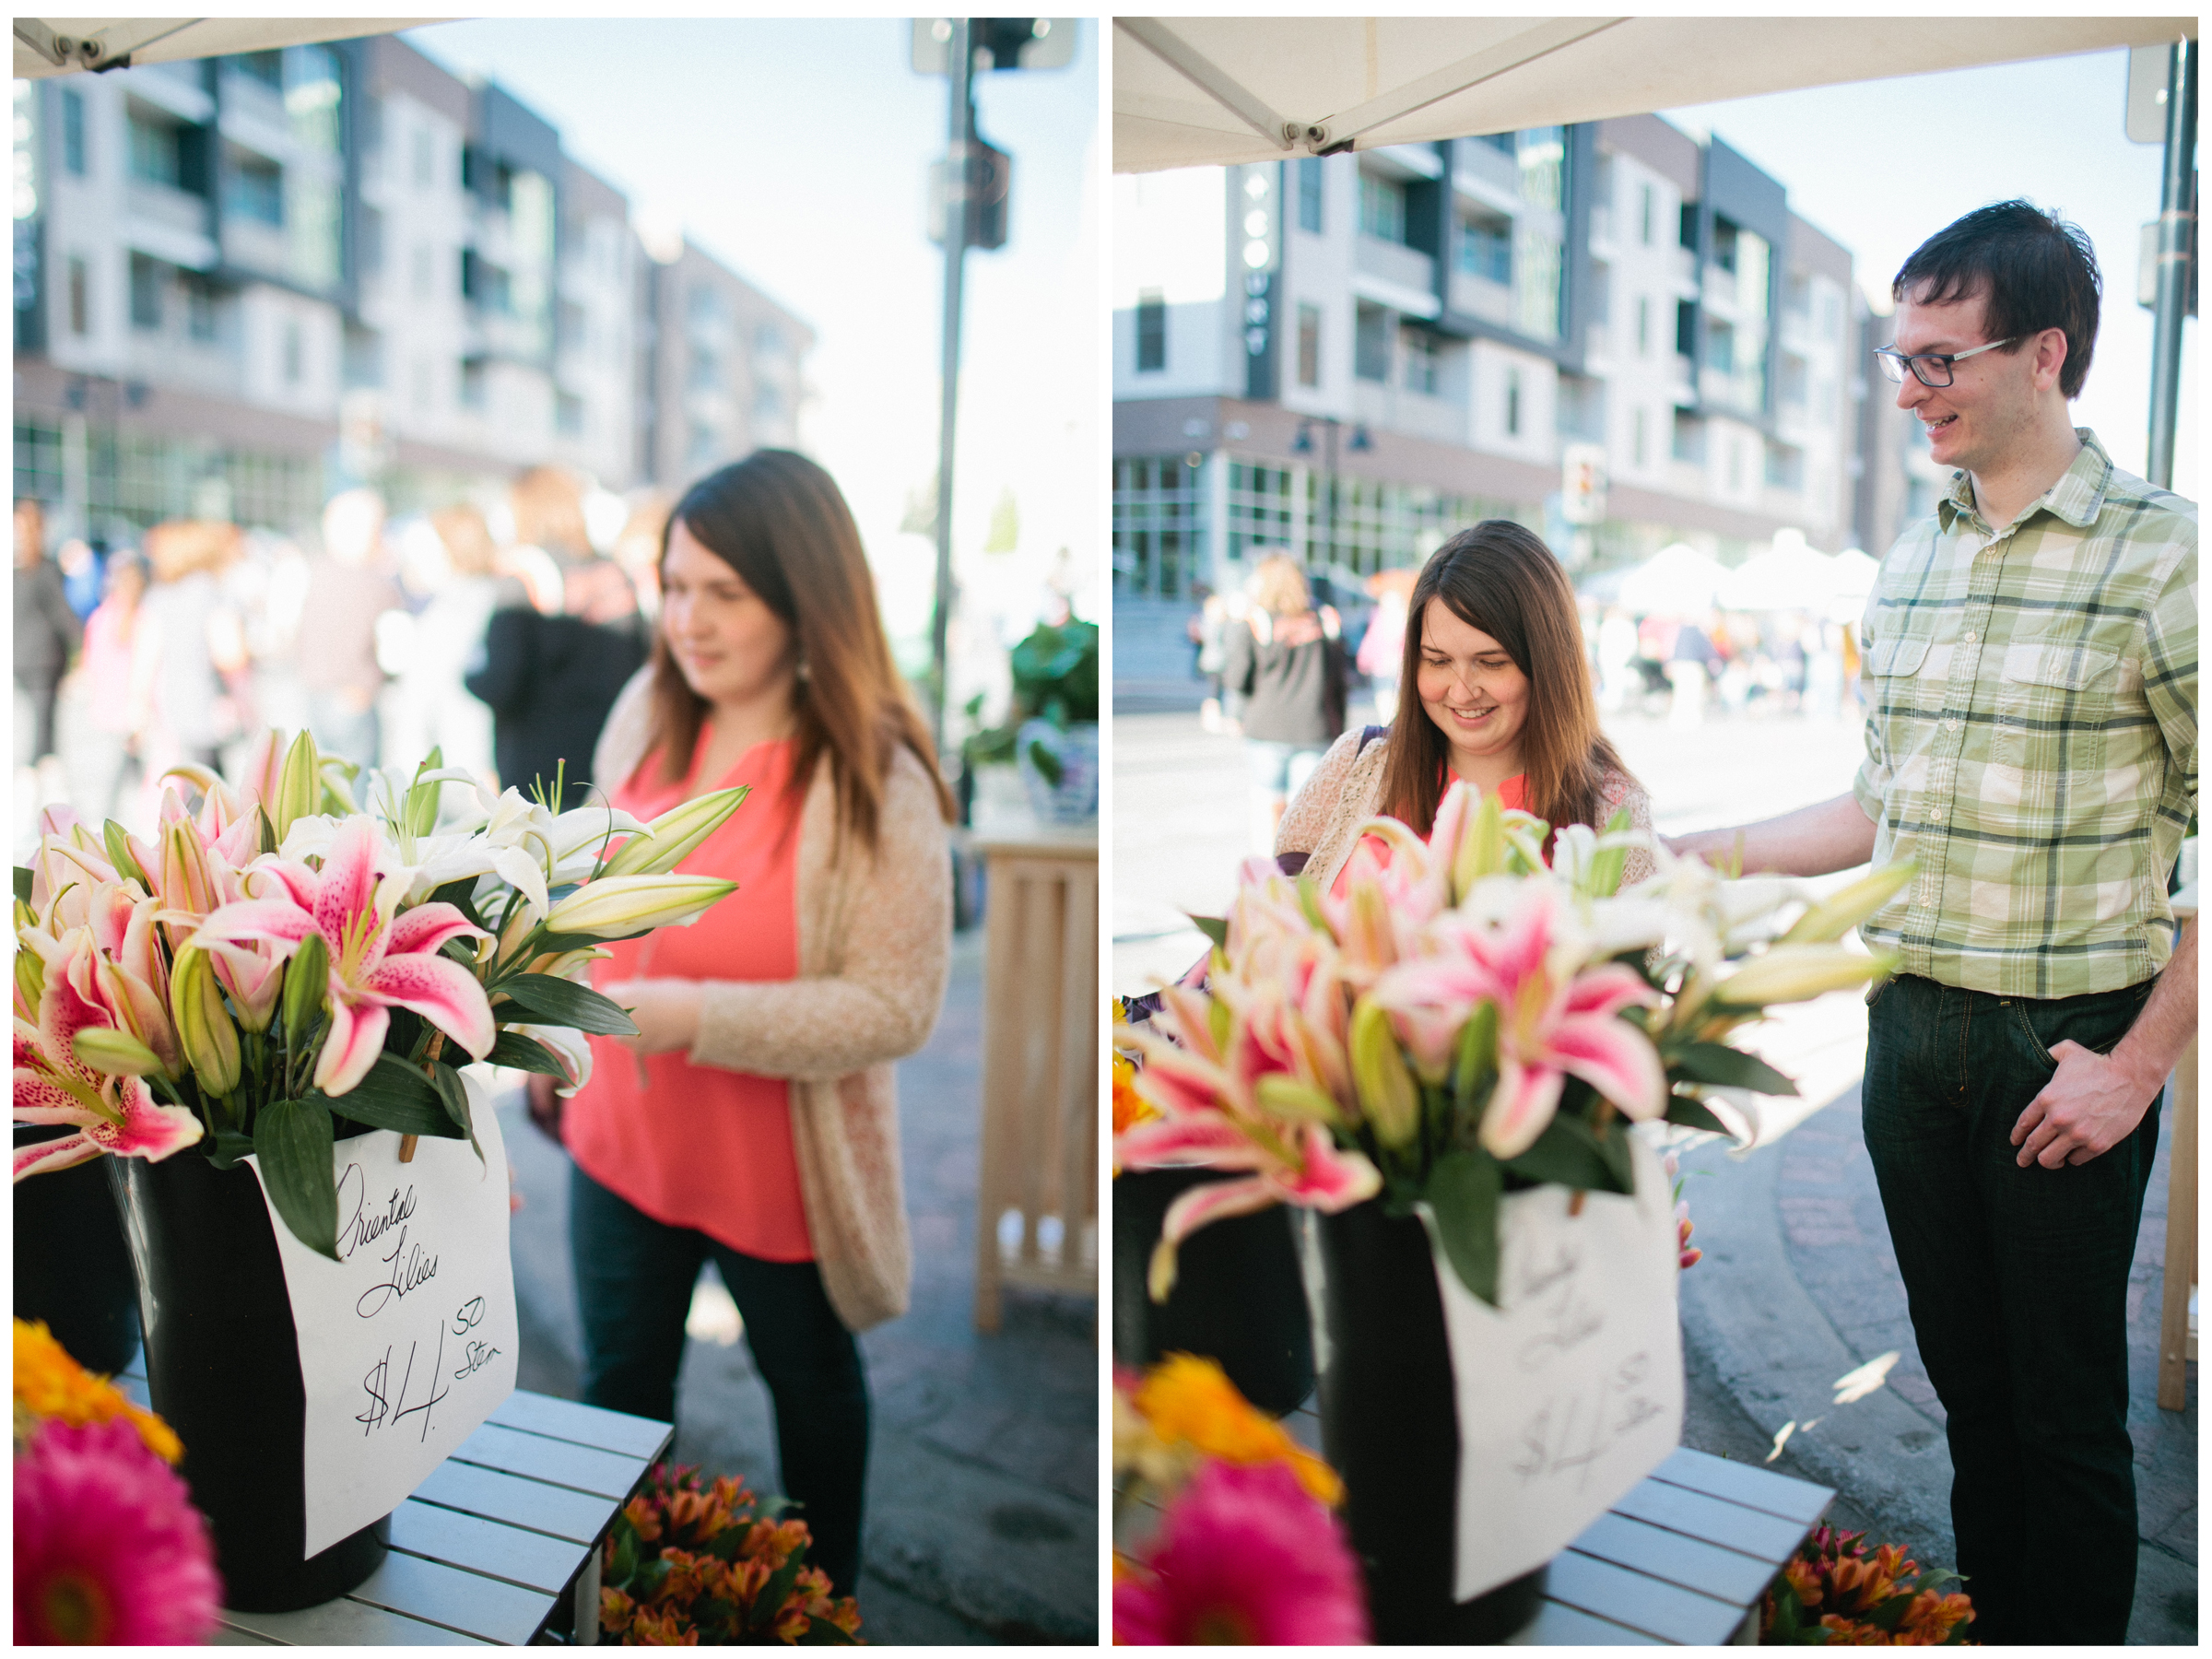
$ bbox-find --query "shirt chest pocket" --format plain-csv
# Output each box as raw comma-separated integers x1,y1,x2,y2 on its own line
1990,642,2118,773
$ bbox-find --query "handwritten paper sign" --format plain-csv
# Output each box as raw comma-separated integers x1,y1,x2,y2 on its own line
1432,1132,1683,1601
250,1083,519,1558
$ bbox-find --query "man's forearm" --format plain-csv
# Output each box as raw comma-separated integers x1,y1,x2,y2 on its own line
1662,791,1878,877
2113,915,2198,1098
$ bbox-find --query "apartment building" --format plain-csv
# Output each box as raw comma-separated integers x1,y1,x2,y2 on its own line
13,35,808,544
635,238,812,493
1112,114,1912,600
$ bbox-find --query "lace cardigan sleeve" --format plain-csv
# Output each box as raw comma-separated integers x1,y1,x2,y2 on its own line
1603,770,1659,889
1275,728,1366,857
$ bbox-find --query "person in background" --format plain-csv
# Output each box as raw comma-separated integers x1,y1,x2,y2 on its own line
16,499,83,794
66,550,150,827
296,488,401,779
532,449,956,1599
1666,610,1721,729
1596,603,1640,713
613,492,674,624
1222,554,1347,854
135,520,249,794
1359,570,1413,724
385,505,509,792
56,535,104,620
467,466,648,808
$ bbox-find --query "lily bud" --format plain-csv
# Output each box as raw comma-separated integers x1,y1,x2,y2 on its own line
235,728,285,810
595,786,751,879
102,819,148,888
1453,999,1500,1100
15,936,47,1016
1780,860,1918,946
210,942,285,1033
157,818,216,948
1348,996,1420,1148
1453,790,1505,903
543,874,738,938
282,931,329,1045
272,729,322,842
170,946,241,1097
1714,944,1900,1009
72,1025,166,1077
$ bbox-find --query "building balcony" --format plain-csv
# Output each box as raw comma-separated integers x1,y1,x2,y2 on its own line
220,215,290,282
124,182,214,253
1588,202,1614,253
1583,320,1612,366
1778,309,1817,356
1702,265,1737,313
1445,269,1514,329
463,306,550,365
1669,244,1699,295
1356,234,1437,301
1667,351,1697,406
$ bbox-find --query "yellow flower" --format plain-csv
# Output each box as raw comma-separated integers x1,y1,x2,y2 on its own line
1132,1353,1343,1506
1112,1050,1159,1139
12,1318,182,1465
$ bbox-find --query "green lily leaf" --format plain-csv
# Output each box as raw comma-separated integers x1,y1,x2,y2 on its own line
495,973,641,1035
429,1060,484,1168
484,1028,573,1078
314,1054,463,1138
1664,1094,1732,1135
1666,1041,1800,1096
1502,1113,1615,1190
254,1097,339,1260
1424,1147,1503,1307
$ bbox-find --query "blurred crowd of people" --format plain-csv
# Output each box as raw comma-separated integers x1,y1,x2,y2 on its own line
1590,605,1861,729
12,468,676,849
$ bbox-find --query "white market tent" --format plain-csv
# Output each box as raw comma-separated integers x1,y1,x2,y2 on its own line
1714,530,1837,613
1618,542,1724,617
1113,17,2194,172
13,19,431,78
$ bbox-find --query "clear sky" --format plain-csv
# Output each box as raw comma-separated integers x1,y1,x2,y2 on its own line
402,17,1100,654
1665,45,2195,498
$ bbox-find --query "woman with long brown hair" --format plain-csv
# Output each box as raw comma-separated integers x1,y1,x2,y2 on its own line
1276,520,1656,893
526,449,956,1599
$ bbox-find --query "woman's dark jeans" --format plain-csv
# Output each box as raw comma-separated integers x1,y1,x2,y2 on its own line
1862,972,2161,1646
569,1164,869,1594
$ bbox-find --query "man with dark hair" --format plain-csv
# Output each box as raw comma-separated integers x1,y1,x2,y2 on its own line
1669,201,2196,1643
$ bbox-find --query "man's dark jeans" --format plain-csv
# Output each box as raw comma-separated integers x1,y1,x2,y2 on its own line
569,1164,870,1595
1863,972,2160,1645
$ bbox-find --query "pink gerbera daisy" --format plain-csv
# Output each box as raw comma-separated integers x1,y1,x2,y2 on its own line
16,1418,223,1644
1114,1457,1370,1645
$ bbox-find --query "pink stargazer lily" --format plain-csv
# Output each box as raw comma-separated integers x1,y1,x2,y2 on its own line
13,941,204,1179
1371,880,1665,1159
193,817,496,1095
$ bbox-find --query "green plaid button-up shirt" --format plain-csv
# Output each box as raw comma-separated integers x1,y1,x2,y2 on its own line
1852,429,2197,998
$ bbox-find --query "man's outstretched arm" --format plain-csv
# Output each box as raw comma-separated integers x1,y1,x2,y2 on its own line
2012,915,2198,1169
1661,792,1878,877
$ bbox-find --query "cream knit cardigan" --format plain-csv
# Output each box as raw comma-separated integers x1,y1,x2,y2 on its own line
1275,727,1659,893
592,669,951,1333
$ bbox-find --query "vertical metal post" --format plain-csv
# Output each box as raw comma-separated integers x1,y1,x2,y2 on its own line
2147,36,2196,489
930,18,973,759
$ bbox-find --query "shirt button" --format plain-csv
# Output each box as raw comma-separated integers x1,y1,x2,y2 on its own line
1962,630,1976,643
1945,718,1959,732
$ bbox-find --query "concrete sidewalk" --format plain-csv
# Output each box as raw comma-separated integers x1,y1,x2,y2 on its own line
500,926,1099,1645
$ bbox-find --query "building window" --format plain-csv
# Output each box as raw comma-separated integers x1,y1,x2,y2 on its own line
1632,295,1647,357
1297,303,1321,388
1632,406,1647,467
282,320,302,384
556,393,584,437
127,112,182,189
1504,367,1522,437
66,257,89,335
1676,299,1697,358
687,347,721,392
1297,158,1323,233
411,358,433,412
1640,183,1654,245
412,126,433,190
1477,131,1516,157
1135,289,1166,371
129,253,161,330
686,420,720,469
411,244,431,301
754,382,785,423
226,157,283,227
1354,302,1391,382
1402,325,1439,395
60,89,86,177
235,51,283,90
1358,172,1406,243
1457,211,1512,284
755,323,788,359
181,272,217,341
359,206,382,276
460,360,487,409
1672,409,1702,463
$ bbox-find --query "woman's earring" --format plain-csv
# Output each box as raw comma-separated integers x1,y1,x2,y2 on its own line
796,654,811,684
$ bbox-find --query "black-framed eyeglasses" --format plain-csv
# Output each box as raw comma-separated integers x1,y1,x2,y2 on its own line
1872,337,2018,388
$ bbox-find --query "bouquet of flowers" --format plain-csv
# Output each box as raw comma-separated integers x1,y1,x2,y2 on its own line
1759,1523,1974,1644
1112,1354,1367,1645
13,728,747,1257
1117,781,1912,1305
14,1318,222,1644
597,1463,862,1645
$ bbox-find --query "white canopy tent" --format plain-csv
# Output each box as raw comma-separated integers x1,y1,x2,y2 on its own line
1617,542,1725,618
1114,17,2194,172
1715,530,1837,613
13,19,431,79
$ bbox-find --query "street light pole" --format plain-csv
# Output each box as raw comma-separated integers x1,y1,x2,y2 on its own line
930,18,973,760
2147,34,2196,489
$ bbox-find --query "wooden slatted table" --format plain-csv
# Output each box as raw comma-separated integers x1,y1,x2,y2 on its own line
1268,1402,1833,1644
120,1364,671,1645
